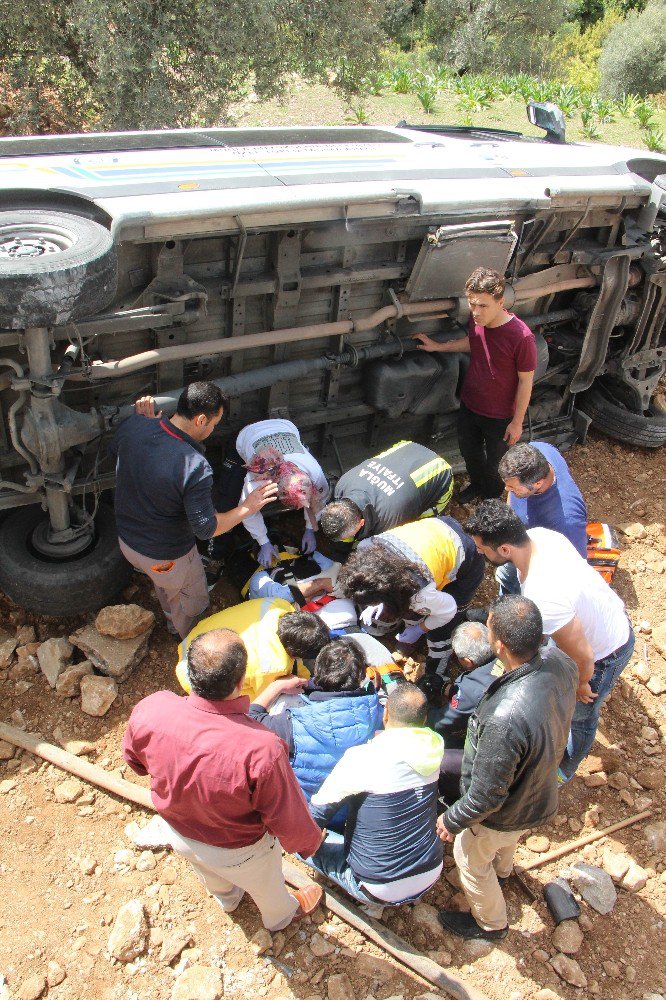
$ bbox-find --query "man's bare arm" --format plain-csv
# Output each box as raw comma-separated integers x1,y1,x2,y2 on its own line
413,333,471,353
212,481,279,537
504,370,535,446
551,615,597,703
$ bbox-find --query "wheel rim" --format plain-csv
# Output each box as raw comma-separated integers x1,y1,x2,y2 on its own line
0,223,77,259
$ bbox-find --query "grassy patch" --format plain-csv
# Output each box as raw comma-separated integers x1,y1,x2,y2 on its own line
228,81,666,152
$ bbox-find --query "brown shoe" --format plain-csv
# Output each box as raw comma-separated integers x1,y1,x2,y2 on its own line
289,883,323,923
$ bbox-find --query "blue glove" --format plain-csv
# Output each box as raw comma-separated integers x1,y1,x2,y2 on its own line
257,542,280,568
396,623,425,645
360,604,385,628
300,528,317,555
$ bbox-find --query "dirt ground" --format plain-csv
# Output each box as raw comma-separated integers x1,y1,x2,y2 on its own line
0,429,665,1000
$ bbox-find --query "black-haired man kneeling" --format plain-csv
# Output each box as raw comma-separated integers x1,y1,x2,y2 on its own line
123,628,325,930
437,596,577,941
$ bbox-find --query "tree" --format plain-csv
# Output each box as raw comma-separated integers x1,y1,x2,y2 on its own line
0,0,390,134
599,0,666,98
422,0,569,74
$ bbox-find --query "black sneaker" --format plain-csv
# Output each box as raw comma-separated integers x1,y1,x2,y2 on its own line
437,910,508,940
457,485,481,504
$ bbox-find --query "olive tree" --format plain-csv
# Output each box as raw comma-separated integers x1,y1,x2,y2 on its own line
0,0,389,133
422,0,569,73
599,0,666,98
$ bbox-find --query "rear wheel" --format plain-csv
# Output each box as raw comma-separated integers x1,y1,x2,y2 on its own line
0,210,117,328
577,383,666,448
0,504,132,616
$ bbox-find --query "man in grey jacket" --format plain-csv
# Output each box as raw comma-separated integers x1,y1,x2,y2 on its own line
437,595,577,941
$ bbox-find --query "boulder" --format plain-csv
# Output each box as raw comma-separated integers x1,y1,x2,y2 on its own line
571,862,617,914
95,604,155,640
107,899,149,962
80,675,118,716
552,920,584,954
70,624,150,682
550,952,587,988
55,660,93,698
37,637,73,688
171,965,223,1000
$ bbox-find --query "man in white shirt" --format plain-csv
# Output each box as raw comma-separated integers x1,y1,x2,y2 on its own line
236,419,330,566
463,500,635,781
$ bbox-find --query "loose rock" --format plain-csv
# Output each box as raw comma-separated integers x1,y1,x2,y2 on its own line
552,920,584,954
327,973,355,1000
652,621,666,657
602,960,620,977
80,674,118,717
636,768,664,790
644,821,666,855
526,835,550,853
0,740,15,761
46,961,66,987
0,633,18,670
602,848,630,882
550,952,587,988
632,661,652,684
54,779,84,804
95,604,155,640
535,991,562,1000
411,903,444,938
171,965,223,1000
107,899,149,962
355,953,395,981
571,862,617,914
36,636,73,688
160,931,193,965
607,770,629,789
250,928,272,955
583,772,607,788
18,975,46,1000
622,863,648,892
647,676,666,696
617,521,647,539
55,660,93,698
310,932,336,957
70,624,151,682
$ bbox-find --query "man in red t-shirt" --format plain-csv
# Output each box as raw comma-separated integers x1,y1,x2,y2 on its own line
414,267,537,502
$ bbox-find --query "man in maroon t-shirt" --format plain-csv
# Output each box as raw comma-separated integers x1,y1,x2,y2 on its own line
414,267,537,502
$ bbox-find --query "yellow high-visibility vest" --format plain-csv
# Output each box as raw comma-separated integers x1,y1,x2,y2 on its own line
175,597,309,700
381,518,458,588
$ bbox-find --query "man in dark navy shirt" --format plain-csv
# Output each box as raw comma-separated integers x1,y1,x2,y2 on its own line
496,441,588,594
109,382,277,638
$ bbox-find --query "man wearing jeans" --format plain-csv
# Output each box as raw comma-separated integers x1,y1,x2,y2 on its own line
414,267,536,503
109,383,277,638
304,684,444,917
464,501,635,781
437,596,577,940
123,628,324,929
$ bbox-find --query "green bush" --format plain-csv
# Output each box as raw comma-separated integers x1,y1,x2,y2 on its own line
599,1,666,99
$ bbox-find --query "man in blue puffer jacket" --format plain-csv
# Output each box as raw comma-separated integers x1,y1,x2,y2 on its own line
248,638,383,808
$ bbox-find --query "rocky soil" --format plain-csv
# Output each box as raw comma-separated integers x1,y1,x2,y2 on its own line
0,429,665,1000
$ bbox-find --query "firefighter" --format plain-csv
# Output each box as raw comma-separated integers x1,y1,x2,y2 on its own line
320,440,454,555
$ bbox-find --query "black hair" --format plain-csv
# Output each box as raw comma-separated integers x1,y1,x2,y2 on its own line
498,444,550,488
319,498,364,541
312,637,366,692
277,611,331,660
176,381,229,420
387,682,428,727
464,500,530,548
489,595,543,660
338,541,423,619
187,628,247,700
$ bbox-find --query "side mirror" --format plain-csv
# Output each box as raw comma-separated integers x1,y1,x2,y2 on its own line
527,101,566,144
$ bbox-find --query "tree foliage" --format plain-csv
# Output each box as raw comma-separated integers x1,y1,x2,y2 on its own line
421,0,569,74
0,0,389,133
552,10,621,90
599,0,666,98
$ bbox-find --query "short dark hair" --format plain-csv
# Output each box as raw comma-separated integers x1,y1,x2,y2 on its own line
277,611,331,660
464,500,530,548
387,682,428,727
489,596,543,660
187,628,247,700
177,381,228,420
498,444,550,488
464,267,505,299
312,637,366,692
338,541,423,619
320,498,363,541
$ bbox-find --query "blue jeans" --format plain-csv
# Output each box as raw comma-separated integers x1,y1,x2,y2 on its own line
559,624,635,780
495,562,521,596
301,832,371,904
